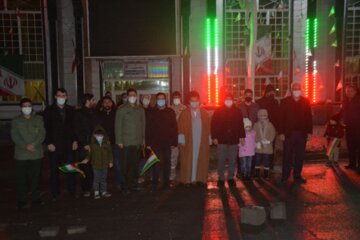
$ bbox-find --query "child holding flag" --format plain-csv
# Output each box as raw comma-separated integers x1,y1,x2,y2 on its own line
83,126,113,199
324,113,345,166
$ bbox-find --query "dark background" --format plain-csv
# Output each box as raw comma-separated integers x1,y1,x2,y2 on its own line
88,0,176,56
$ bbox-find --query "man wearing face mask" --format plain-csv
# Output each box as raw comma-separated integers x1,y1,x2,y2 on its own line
279,82,312,184
11,98,46,209
170,91,187,181
211,93,245,187
146,93,178,190
43,88,78,199
97,96,122,188
115,88,145,194
178,91,211,185
239,89,260,124
74,93,101,197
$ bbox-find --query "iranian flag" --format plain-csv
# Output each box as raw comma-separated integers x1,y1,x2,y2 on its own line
326,138,341,158
140,147,160,176
0,56,24,96
59,163,85,178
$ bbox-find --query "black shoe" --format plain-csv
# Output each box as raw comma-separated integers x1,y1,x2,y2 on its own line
294,177,307,184
280,177,289,183
345,165,356,170
32,199,44,207
227,179,236,187
217,180,225,188
236,173,242,179
245,175,251,181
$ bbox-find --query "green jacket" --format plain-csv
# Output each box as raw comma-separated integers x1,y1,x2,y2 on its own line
87,126,113,170
11,114,45,160
115,103,145,147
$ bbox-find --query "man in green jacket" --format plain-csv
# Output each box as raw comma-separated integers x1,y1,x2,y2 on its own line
11,98,46,209
115,88,145,194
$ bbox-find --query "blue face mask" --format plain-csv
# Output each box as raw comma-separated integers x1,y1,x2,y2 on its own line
157,99,166,107
190,101,199,108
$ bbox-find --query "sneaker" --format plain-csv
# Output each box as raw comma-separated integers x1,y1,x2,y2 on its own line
101,192,112,198
217,180,225,188
227,179,236,187
83,191,91,198
94,191,100,199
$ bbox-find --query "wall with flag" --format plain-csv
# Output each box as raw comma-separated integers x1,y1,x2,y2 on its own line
0,56,24,96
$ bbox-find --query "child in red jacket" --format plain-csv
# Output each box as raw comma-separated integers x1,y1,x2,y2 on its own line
324,113,345,166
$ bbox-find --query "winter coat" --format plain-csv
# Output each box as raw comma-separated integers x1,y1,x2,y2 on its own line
11,114,46,160
87,126,113,170
341,95,360,130
43,104,76,151
256,96,280,131
97,109,116,144
74,107,101,148
211,105,245,145
239,102,260,124
238,130,256,157
115,103,145,147
253,121,276,154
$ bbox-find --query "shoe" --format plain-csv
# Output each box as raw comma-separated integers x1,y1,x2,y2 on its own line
334,162,339,166
94,191,100,199
227,179,236,187
294,177,307,184
326,161,332,167
263,169,270,179
122,190,130,196
101,192,112,198
345,165,356,170
32,199,44,207
217,180,225,188
236,173,242,179
83,191,91,198
246,175,252,181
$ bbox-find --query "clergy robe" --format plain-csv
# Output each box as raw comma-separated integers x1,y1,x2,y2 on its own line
178,107,211,183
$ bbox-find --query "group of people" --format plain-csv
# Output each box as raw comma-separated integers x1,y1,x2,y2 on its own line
10,82,360,210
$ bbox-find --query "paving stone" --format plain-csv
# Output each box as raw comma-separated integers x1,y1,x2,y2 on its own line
67,225,87,235
240,205,266,226
270,202,287,220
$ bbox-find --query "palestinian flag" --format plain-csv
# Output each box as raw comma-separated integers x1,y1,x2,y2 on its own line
59,163,85,178
140,148,160,176
326,138,341,158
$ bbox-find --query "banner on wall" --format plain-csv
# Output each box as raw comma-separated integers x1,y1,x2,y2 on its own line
0,56,24,96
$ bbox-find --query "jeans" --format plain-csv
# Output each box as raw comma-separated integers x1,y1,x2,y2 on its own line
241,156,253,175
152,146,171,187
93,168,108,193
255,153,271,168
282,131,307,180
120,145,140,191
49,150,76,197
16,159,41,203
217,144,238,181
112,144,123,185
79,148,93,192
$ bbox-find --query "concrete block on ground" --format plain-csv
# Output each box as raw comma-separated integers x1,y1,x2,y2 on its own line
270,202,286,220
67,225,87,235
39,226,60,237
240,205,266,226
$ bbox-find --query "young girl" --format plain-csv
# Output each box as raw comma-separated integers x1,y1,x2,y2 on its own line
324,113,344,166
253,109,276,178
84,126,113,199
239,118,256,180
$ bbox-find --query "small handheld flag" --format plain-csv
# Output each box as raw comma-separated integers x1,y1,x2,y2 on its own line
141,147,160,176
326,138,341,158
59,163,85,178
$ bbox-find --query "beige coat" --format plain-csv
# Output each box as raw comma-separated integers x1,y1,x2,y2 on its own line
178,108,210,183
253,121,276,154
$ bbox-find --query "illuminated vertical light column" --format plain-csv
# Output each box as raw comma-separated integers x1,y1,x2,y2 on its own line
305,18,310,98
312,18,318,103
214,18,219,105
206,18,212,104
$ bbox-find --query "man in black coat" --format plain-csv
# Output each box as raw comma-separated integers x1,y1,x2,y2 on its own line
279,82,312,183
211,93,245,187
43,88,78,199
146,92,178,191
341,85,360,170
74,93,101,197
97,96,123,187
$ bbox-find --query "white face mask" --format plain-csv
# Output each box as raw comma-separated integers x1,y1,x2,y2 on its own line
56,97,66,105
95,135,104,144
22,107,32,115
128,96,137,104
173,98,181,106
224,100,233,108
292,90,302,98
142,98,150,106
